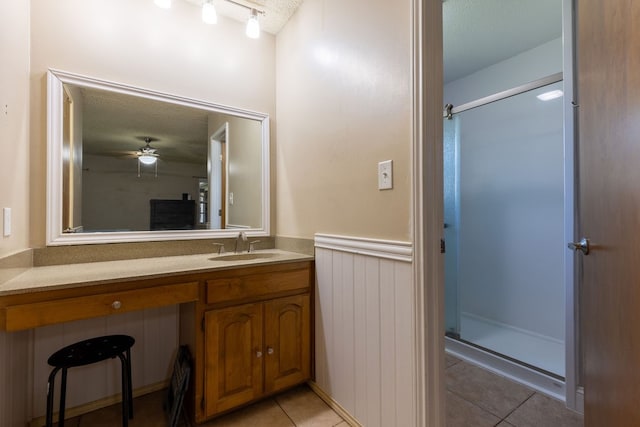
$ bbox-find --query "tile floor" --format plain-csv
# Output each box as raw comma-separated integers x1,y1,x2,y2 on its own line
446,353,584,427
59,384,345,427
57,358,584,427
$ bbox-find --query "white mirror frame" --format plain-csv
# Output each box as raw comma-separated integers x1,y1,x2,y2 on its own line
46,69,270,245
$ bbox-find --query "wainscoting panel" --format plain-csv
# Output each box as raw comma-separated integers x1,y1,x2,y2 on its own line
0,330,31,427
31,305,178,418
314,234,414,427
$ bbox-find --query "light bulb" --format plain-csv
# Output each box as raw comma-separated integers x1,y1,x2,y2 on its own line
536,90,564,101
202,2,217,25
154,0,171,8
139,155,157,165
246,9,260,39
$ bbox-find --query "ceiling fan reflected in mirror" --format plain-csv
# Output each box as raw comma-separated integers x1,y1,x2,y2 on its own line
136,136,159,177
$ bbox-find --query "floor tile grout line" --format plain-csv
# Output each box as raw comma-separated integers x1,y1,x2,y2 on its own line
445,387,506,421
274,396,298,426
498,391,537,424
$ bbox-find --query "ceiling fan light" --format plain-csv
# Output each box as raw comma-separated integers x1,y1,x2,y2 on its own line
154,0,172,9
202,1,218,24
139,154,158,165
246,9,260,39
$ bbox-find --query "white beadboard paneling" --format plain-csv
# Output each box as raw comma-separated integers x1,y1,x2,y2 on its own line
0,330,31,427
365,255,382,427
314,234,414,427
353,254,368,422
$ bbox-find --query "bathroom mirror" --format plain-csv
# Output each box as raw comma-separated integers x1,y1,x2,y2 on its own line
46,69,270,245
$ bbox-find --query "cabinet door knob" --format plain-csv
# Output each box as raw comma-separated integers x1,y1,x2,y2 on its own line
267,347,274,355
112,300,122,310
256,350,263,358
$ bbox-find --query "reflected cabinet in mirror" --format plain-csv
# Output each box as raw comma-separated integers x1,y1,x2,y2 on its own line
46,69,270,245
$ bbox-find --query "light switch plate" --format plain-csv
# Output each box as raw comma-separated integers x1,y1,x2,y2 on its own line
378,160,393,190
3,208,11,237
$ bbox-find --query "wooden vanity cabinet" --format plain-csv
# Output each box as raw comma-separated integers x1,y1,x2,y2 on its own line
182,261,313,423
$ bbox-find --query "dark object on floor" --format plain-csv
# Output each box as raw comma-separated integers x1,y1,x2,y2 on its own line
165,345,192,427
46,334,135,427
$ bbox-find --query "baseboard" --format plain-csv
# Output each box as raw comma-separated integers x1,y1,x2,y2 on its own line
29,380,169,427
307,381,362,427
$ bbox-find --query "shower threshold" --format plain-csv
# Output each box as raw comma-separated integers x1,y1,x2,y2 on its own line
445,335,566,401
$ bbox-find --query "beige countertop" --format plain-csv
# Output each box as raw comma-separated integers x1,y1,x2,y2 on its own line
0,249,314,296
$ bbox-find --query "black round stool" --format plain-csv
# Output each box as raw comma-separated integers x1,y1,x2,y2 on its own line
45,334,135,427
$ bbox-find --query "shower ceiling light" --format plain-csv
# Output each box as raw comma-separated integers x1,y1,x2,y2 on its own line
202,1,218,24
154,0,172,9
537,90,564,101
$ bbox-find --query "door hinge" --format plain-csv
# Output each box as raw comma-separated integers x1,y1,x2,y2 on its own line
440,239,446,254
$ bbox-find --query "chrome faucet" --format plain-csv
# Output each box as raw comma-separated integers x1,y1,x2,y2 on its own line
235,231,248,253
248,240,260,253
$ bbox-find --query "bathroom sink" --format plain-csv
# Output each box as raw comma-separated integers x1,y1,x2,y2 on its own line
209,252,279,262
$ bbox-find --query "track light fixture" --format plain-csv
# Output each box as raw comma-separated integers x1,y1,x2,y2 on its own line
154,0,264,38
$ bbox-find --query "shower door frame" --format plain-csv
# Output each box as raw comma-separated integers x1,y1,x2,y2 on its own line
442,0,580,410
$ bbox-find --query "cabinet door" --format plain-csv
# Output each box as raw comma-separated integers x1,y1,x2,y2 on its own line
204,303,263,416
264,294,310,393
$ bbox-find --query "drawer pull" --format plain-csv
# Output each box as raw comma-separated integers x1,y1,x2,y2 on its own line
256,350,263,358
111,300,122,310
267,347,274,355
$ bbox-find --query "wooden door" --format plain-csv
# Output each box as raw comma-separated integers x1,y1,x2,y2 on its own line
204,303,263,416
263,295,310,393
577,1,640,424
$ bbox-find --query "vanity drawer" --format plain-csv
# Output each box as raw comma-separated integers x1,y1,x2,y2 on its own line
206,268,310,305
2,282,199,331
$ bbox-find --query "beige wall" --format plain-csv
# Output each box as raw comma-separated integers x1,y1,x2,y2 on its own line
275,0,413,241
29,0,276,247
0,1,31,258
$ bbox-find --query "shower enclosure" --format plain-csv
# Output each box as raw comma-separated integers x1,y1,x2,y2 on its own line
444,75,566,379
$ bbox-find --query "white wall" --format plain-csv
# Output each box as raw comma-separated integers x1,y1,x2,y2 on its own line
275,0,412,241
444,38,562,107
0,0,31,258
445,39,565,341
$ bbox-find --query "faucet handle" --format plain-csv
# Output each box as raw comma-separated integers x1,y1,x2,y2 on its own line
212,243,225,254
239,231,248,241
248,240,261,253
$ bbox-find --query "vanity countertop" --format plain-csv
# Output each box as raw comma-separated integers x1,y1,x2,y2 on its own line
0,249,314,296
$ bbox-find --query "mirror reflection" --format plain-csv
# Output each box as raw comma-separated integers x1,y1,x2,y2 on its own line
49,70,269,244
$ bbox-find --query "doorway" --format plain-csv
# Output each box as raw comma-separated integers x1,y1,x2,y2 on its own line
441,0,580,408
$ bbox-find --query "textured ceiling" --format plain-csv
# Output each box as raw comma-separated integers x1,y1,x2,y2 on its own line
81,87,210,164
183,0,303,34
443,0,562,83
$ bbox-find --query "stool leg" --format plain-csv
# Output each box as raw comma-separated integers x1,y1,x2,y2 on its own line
59,367,68,427
118,354,129,427
126,348,133,418
46,367,61,427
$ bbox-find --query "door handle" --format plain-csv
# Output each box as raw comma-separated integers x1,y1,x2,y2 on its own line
568,237,590,255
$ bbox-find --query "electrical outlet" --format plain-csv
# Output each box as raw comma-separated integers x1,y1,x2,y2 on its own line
378,160,393,190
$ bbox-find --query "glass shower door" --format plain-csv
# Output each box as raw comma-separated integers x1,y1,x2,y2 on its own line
444,81,566,377
444,116,460,338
